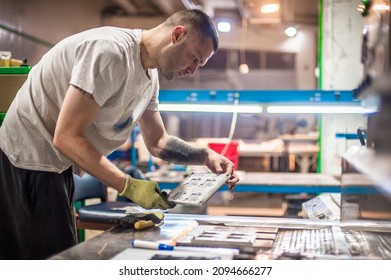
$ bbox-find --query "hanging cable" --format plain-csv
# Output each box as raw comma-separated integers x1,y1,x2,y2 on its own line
239,5,249,74
220,95,239,157
221,6,248,159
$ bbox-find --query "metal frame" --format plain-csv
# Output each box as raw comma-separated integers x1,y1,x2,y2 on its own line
158,89,358,105
159,182,340,194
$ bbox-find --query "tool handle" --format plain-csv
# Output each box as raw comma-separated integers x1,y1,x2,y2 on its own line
134,220,154,230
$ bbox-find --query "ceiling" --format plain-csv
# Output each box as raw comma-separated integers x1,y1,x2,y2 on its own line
103,0,319,90
107,0,319,27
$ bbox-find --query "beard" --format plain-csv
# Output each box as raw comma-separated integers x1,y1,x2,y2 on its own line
159,43,186,81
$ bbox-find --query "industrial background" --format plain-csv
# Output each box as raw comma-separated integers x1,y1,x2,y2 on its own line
1,0,390,261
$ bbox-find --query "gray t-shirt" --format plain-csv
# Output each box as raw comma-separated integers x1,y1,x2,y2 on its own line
0,27,159,174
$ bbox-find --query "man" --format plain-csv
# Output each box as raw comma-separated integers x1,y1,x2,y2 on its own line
0,9,239,259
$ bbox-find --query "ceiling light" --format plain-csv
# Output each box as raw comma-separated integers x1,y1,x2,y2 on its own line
261,3,280,14
373,4,390,11
284,27,297,37
159,103,263,114
217,21,231,33
239,64,249,74
357,4,365,12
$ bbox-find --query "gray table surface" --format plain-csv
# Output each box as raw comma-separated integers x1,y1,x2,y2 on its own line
50,213,339,260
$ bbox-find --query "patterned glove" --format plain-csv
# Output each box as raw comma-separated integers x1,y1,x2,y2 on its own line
119,175,176,210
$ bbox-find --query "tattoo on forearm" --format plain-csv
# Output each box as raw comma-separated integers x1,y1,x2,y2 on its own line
158,136,207,165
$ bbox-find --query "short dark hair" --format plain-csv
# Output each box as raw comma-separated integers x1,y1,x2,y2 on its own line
164,9,219,51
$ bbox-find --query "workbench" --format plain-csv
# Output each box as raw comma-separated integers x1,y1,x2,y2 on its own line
238,140,319,173
48,214,333,260
50,213,391,260
190,137,319,173
149,171,341,194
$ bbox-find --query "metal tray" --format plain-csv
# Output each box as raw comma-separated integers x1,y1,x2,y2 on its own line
167,172,230,206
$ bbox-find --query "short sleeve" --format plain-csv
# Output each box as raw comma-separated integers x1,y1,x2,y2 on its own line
145,69,159,111
70,39,126,107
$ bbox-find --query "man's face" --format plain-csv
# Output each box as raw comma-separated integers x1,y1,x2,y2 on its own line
159,30,215,81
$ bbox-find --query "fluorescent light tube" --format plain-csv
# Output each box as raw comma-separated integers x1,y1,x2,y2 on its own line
266,105,375,114
159,103,263,114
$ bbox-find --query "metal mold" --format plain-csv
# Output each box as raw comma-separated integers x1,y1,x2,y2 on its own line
177,224,278,249
168,172,230,206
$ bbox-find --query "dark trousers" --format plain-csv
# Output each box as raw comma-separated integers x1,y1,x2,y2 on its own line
0,149,77,259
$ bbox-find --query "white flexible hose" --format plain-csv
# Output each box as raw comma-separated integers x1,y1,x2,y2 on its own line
220,97,239,157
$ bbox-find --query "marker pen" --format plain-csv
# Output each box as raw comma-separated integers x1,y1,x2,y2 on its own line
131,240,174,251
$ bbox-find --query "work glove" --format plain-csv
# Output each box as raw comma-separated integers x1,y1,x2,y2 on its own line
118,213,165,230
119,175,176,210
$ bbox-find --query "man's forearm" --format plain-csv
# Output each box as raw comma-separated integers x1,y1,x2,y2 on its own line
54,134,127,192
158,136,208,165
